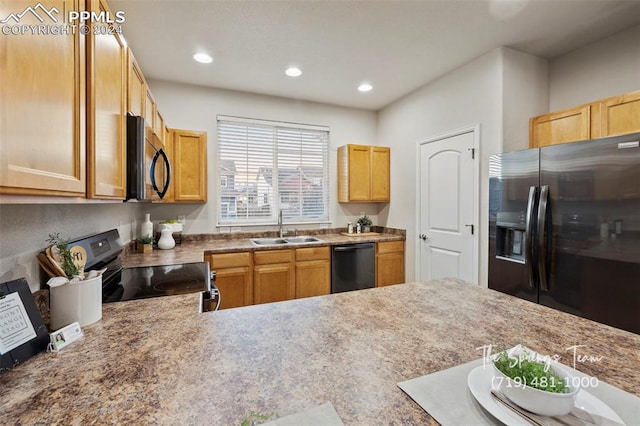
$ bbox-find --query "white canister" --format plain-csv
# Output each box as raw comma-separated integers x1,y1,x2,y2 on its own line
157,224,175,250
50,275,102,330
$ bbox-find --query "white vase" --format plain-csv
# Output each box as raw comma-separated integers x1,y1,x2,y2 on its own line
141,213,153,239
157,225,175,250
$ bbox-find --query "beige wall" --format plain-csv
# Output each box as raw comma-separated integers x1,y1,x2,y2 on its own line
549,24,640,111
0,203,140,291
146,80,379,235
377,48,503,286
502,48,549,152
377,47,548,286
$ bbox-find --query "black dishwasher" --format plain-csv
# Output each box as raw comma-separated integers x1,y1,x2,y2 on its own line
331,243,375,293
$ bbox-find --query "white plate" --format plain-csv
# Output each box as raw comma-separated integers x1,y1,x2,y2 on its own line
467,365,625,426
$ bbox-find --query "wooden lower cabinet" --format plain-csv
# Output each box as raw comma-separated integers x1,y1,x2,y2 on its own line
376,241,405,287
207,252,252,310
295,246,331,298
253,250,295,305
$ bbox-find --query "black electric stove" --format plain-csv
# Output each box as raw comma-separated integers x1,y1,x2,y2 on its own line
102,261,212,303
68,229,216,304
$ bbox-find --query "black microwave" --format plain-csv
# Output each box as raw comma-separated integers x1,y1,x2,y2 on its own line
126,114,171,201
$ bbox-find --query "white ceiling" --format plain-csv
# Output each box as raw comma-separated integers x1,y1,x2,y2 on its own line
109,0,640,111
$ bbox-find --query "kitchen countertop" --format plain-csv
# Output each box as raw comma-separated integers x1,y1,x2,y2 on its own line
1,279,638,424
122,231,405,268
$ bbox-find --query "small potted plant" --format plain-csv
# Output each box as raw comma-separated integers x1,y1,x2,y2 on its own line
357,215,373,233
46,233,82,278
137,236,154,253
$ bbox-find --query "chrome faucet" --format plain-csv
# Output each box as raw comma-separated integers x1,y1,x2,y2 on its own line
278,209,287,238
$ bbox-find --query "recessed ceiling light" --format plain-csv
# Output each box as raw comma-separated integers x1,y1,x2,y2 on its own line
193,53,213,64
358,83,373,92
285,67,302,77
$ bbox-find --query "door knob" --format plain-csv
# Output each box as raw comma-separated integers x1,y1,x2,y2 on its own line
418,233,428,241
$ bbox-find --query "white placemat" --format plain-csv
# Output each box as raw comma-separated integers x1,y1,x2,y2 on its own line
261,402,344,426
398,357,640,425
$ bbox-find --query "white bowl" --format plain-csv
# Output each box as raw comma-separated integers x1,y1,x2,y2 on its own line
492,353,580,416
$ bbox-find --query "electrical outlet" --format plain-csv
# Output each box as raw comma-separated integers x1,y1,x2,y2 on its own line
231,227,241,233
319,223,329,229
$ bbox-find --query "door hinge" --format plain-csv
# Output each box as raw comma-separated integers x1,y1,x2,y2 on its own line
468,148,475,159
465,224,474,235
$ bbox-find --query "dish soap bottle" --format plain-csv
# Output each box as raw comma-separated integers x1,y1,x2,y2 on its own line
157,224,175,250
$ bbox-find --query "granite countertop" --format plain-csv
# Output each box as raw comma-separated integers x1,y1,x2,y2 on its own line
122,230,405,268
1,279,638,424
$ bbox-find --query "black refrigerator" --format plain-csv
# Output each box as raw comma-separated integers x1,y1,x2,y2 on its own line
488,132,640,334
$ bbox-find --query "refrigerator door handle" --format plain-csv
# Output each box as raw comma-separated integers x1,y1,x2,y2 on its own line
537,185,550,291
524,186,537,288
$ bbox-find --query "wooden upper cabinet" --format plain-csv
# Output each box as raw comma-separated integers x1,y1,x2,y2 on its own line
169,129,208,202
338,144,390,202
530,90,640,148
370,146,390,201
154,109,165,145
600,91,640,137
529,104,594,148
86,0,126,199
126,48,145,116
1,0,86,197
144,87,155,130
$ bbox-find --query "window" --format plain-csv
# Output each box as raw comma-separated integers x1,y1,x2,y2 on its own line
217,116,329,225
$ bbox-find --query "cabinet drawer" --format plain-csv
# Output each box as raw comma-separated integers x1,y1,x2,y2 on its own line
377,240,404,254
209,251,251,269
254,249,294,265
296,246,330,262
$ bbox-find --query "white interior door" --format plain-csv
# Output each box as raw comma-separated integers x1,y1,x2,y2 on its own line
417,129,478,283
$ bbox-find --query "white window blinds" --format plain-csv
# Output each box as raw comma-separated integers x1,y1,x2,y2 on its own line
217,116,329,225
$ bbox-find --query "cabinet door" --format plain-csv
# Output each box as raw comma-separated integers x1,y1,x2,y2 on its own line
295,246,330,298
530,105,591,148
600,91,640,137
1,0,86,196
208,252,252,309
254,263,295,304
170,129,208,202
127,49,145,116
215,266,253,309
154,110,165,145
86,0,126,199
376,241,405,287
296,260,330,298
144,87,155,129
370,147,390,201
348,145,372,201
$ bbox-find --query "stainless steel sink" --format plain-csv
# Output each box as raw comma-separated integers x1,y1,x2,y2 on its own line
250,238,289,245
285,236,323,244
249,236,323,246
